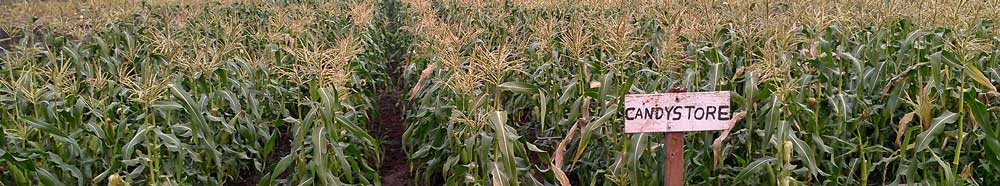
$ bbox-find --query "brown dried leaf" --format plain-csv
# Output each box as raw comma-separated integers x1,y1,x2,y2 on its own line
809,42,819,59
917,83,932,129
551,162,571,186
896,112,916,146
961,164,973,180
552,119,580,186
967,110,978,127
732,67,745,81
408,63,436,99
589,81,602,88
712,111,747,169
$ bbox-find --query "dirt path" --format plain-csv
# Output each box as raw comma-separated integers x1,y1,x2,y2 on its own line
372,37,410,185
373,0,412,184
372,88,410,186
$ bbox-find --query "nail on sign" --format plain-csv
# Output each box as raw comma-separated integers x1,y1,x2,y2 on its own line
624,91,731,133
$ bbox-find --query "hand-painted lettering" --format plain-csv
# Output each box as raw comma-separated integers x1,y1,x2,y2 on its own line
623,105,732,121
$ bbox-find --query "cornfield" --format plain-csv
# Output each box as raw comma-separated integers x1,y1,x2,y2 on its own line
1,0,391,185
2,0,999,186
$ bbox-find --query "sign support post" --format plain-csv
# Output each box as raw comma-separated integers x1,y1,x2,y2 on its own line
664,87,685,186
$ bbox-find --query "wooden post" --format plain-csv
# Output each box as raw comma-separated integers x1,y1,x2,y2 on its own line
665,87,686,186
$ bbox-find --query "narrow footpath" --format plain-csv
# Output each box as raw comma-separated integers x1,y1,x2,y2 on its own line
371,0,412,184
372,88,409,186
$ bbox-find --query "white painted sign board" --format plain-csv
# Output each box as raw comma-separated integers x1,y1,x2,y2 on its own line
624,91,731,133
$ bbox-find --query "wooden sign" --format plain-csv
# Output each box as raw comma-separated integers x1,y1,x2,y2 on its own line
623,91,731,133
623,88,731,186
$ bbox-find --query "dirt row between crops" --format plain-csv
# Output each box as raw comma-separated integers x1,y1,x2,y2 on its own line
373,1,412,183
372,86,409,186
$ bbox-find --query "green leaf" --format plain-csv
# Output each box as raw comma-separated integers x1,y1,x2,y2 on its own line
151,101,184,111
586,104,618,132
263,130,277,158
489,111,519,186
928,151,955,184
168,84,216,150
913,111,958,152
22,119,67,138
155,127,182,148
443,155,460,174
312,126,332,184
788,130,820,177
123,126,151,160
557,83,577,104
334,116,378,153
736,157,775,182
267,154,294,184
36,168,66,186
0,125,6,146
169,84,208,127
257,172,273,186
7,161,28,184
85,122,106,140
705,62,721,91
967,91,1000,173
498,81,539,94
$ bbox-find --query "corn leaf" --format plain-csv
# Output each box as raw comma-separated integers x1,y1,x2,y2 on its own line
913,111,958,152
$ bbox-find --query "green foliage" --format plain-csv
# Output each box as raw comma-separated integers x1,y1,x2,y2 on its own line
401,1,1000,185
2,0,999,185
0,1,393,185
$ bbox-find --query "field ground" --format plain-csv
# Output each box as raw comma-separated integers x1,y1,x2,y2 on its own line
2,0,1000,185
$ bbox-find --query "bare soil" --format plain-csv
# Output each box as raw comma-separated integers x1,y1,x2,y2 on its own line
371,89,410,186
